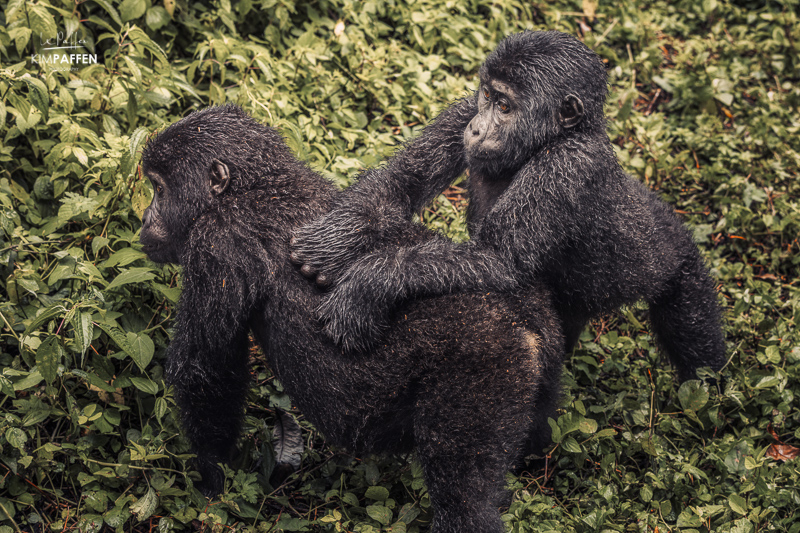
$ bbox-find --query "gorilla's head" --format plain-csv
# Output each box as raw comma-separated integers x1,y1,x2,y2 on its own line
139,105,292,264
465,31,608,177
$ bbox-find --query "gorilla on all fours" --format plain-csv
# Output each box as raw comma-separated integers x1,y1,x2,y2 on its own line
139,104,565,533
291,30,727,381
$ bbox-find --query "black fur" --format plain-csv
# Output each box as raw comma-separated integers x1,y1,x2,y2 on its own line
290,30,726,381
139,105,564,533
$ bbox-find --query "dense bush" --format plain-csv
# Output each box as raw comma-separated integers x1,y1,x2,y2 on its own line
0,0,798,532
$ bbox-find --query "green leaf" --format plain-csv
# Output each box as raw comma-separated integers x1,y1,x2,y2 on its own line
5,428,27,450
92,236,110,256
729,494,748,515
130,486,158,521
131,182,152,220
397,503,420,525
366,504,392,526
365,486,390,501
715,93,734,107
146,6,171,30
73,147,89,167
154,397,168,420
126,332,154,371
764,345,781,364
676,509,702,528
94,321,129,350
63,16,80,39
21,77,50,122
106,267,156,291
28,5,57,40
120,0,147,22
36,335,63,384
13,369,44,391
70,311,94,360
595,428,617,438
104,505,131,528
548,417,561,443
22,303,67,339
641,438,659,457
127,27,169,66
94,322,153,370
579,418,597,434
129,126,150,160
678,380,709,412
71,369,116,393
105,248,147,268
651,75,673,93
154,284,181,303
89,0,123,26
0,376,15,397
130,376,158,395
561,437,582,454
22,408,50,427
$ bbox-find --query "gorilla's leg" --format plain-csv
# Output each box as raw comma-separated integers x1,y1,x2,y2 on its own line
561,314,589,353
522,372,562,461
414,377,533,533
167,337,251,497
415,427,516,533
648,253,726,381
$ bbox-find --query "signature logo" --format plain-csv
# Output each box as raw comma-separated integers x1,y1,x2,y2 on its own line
31,31,98,71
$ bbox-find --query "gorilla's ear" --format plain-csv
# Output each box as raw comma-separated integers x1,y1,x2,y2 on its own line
559,94,584,129
210,160,231,196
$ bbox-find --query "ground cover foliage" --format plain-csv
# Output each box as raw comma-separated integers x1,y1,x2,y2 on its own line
0,0,798,531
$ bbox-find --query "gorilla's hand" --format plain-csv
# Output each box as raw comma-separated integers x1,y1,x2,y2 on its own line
290,198,404,289
315,252,400,352
289,212,364,288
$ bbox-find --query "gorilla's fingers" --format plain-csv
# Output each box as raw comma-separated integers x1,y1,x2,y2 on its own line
290,217,361,285
300,264,317,278
316,272,332,288
288,238,303,265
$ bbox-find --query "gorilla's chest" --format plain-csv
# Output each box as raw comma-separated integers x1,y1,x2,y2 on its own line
466,173,514,231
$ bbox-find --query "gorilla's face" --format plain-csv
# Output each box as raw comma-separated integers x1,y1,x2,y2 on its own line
464,79,518,163
464,76,586,180
139,169,179,264
139,159,230,265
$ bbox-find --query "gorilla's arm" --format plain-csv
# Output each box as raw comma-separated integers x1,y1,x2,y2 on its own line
165,230,265,497
290,96,477,286
317,236,519,352
318,142,596,352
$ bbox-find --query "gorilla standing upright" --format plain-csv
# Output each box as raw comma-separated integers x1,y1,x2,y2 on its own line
291,30,726,380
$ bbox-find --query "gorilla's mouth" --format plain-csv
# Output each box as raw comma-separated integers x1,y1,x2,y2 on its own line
467,150,490,160
141,242,170,263
140,242,158,254
468,144,503,159
468,150,501,163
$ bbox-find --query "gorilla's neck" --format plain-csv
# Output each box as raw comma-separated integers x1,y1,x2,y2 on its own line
466,171,514,233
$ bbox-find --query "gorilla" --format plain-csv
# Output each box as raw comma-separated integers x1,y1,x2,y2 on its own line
290,30,727,381
139,105,564,533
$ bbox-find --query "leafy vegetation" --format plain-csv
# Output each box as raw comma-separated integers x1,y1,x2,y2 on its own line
1,0,799,531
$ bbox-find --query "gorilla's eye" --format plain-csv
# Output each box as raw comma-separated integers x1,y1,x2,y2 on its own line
483,88,490,100
498,101,510,113
155,184,163,195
